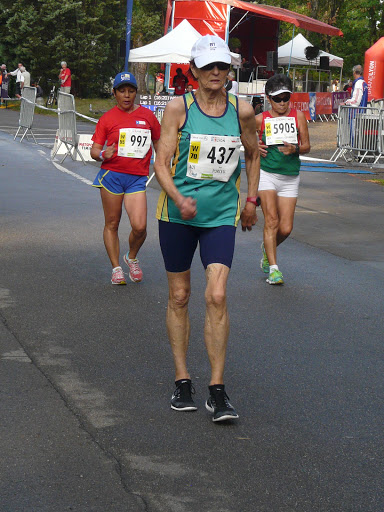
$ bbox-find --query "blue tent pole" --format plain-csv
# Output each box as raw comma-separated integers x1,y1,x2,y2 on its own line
287,25,295,74
124,0,134,71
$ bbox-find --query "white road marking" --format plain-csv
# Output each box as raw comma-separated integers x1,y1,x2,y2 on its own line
0,288,15,308
52,161,93,185
1,349,32,363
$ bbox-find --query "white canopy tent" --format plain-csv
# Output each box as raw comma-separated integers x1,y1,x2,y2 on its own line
278,33,343,68
128,19,241,66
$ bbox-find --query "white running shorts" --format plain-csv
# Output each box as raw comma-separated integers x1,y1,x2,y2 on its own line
258,169,300,198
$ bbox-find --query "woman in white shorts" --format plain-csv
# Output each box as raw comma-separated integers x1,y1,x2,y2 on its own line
256,74,310,284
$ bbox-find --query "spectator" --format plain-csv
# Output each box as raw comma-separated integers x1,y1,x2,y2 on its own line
186,84,194,93
345,65,368,107
59,61,71,93
155,71,164,95
7,62,23,98
32,80,44,104
0,64,10,103
225,70,239,95
331,79,339,92
20,66,31,93
34,82,43,97
343,80,353,96
172,67,188,95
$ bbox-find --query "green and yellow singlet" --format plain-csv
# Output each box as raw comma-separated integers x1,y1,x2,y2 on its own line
156,92,242,227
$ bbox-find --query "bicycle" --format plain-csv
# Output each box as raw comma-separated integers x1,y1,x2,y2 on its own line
45,80,57,107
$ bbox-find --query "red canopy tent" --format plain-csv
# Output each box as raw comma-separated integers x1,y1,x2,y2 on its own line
165,0,343,91
167,0,343,37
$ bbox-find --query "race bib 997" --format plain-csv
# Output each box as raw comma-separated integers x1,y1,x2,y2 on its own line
265,117,298,145
187,134,241,182
117,128,151,158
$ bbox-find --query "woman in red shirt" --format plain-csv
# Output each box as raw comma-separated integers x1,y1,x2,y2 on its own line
90,72,161,285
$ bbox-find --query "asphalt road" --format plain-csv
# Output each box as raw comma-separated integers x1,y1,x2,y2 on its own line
0,118,383,511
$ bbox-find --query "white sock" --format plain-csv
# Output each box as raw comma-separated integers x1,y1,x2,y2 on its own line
269,265,279,272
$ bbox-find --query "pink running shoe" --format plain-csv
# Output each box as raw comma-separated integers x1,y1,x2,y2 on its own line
123,254,143,282
111,266,126,285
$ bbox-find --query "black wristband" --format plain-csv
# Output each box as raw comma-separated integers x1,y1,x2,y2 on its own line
295,144,300,155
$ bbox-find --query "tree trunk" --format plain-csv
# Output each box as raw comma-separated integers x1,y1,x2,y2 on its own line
131,62,147,93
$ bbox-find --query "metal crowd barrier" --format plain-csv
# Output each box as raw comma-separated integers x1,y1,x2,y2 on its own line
14,86,37,143
330,105,382,163
370,98,384,109
375,109,384,164
317,112,337,123
155,108,165,123
51,91,86,164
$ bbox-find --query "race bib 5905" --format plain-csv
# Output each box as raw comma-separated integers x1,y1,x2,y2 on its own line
265,117,298,145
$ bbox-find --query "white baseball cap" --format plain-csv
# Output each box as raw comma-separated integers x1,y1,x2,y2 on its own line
191,35,231,68
269,88,292,96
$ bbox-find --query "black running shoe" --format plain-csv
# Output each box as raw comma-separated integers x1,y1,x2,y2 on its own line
205,385,239,422
171,379,197,411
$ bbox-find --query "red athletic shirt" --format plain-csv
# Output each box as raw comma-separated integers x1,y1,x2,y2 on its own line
92,105,161,175
59,68,71,88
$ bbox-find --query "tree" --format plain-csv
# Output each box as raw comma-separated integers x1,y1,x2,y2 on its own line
130,0,168,92
1,0,382,96
263,0,384,77
0,0,127,96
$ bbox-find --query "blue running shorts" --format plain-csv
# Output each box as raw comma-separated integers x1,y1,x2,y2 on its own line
92,170,147,195
158,221,236,272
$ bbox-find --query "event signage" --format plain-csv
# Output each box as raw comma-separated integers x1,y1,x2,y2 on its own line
139,94,173,112
316,92,332,115
332,92,349,114
290,93,311,121
289,92,350,119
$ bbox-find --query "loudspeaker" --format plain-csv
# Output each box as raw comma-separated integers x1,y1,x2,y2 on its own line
266,51,278,72
319,56,330,70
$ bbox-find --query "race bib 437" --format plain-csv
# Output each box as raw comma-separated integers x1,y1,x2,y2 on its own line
187,134,241,182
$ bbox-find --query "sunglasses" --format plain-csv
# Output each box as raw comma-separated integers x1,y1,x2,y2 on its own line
270,93,291,103
200,62,230,71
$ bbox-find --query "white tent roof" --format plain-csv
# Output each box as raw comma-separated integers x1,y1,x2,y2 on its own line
278,33,343,68
128,19,241,66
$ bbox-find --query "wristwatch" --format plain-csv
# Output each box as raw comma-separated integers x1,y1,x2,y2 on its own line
294,144,300,155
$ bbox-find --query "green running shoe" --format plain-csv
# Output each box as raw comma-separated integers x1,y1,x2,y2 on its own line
260,242,270,274
266,269,284,285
